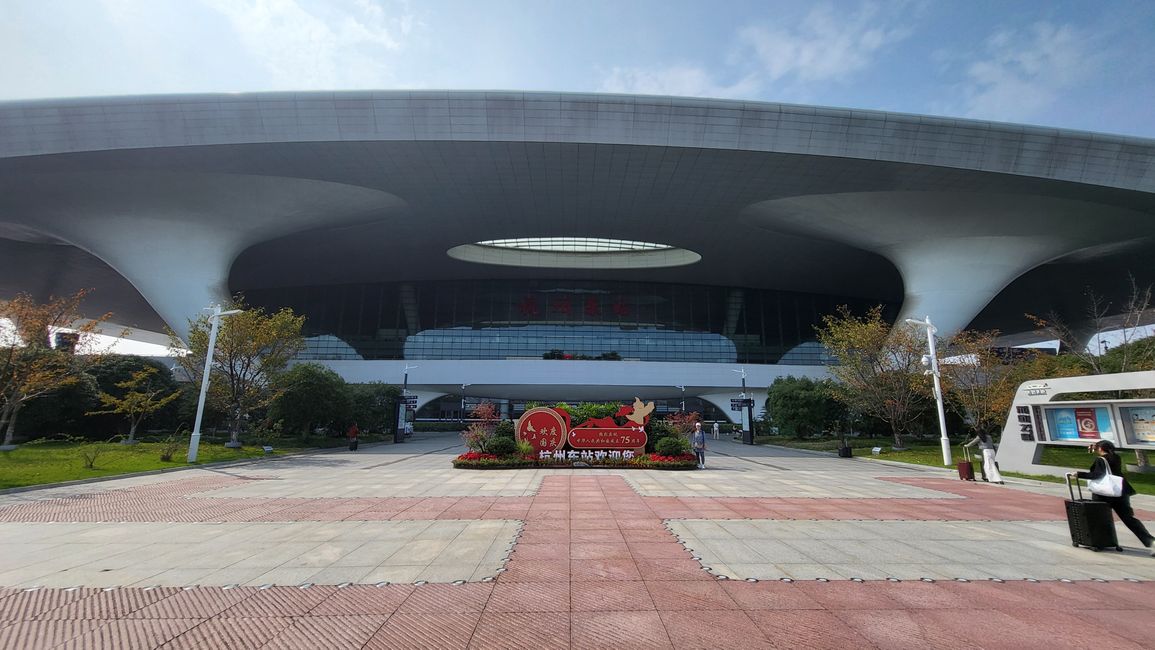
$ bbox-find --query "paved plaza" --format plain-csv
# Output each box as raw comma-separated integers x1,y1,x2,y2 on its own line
0,432,1153,648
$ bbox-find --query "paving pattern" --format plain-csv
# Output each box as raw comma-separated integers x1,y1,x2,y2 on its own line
0,434,1153,648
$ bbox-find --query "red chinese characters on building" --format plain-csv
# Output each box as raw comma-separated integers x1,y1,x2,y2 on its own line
584,296,600,317
517,295,539,317
515,407,570,454
514,293,635,320
611,298,630,317
550,296,572,315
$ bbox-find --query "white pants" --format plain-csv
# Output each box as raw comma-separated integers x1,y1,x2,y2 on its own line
981,448,1003,483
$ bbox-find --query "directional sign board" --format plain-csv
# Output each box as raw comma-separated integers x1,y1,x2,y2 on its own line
400,395,418,407
730,398,754,411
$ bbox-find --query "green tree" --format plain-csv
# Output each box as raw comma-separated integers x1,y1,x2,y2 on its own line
816,305,930,449
941,331,1086,438
765,376,846,439
87,355,181,433
1,290,111,448
170,299,305,447
86,366,182,443
348,382,402,433
268,363,350,436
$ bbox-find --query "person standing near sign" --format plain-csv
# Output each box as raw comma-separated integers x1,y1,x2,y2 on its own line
1069,441,1154,555
691,422,707,469
963,431,1003,484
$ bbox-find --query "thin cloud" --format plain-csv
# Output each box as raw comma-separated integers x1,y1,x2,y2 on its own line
598,65,759,99
956,22,1105,123
200,0,415,90
737,3,911,83
597,2,911,101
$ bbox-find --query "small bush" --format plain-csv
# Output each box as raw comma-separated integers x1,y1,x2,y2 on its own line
516,440,534,456
655,436,690,456
494,420,515,438
487,436,518,457
158,433,183,462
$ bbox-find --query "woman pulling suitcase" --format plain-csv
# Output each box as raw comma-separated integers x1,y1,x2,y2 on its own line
1067,441,1154,555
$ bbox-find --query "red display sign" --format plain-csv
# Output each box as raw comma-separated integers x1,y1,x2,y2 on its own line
1075,407,1100,439
568,427,646,450
516,407,569,454
516,400,653,455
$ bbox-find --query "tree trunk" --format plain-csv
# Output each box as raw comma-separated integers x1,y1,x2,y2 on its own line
1136,449,1150,469
2,405,20,447
227,406,243,447
891,423,904,450
127,420,138,443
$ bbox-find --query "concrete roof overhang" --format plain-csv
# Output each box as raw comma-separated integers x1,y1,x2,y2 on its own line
1,90,1153,340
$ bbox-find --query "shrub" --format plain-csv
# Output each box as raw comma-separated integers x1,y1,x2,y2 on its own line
516,440,534,456
461,423,491,452
645,418,678,453
655,436,690,456
486,436,518,457
494,419,515,438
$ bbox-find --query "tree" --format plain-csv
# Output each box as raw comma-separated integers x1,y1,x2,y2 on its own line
816,305,930,448
267,363,350,436
87,366,182,443
765,376,846,438
170,300,305,447
348,382,402,433
0,290,112,448
1029,275,1155,468
938,331,1070,438
1029,275,1154,374
87,355,182,434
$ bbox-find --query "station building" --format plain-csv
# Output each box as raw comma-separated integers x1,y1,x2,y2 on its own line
2,91,1154,422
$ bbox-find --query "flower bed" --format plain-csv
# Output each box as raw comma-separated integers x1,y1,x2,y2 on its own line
452,452,698,470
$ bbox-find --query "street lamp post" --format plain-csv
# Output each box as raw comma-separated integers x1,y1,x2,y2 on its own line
904,316,952,466
187,304,242,463
731,368,754,445
396,363,419,443
460,383,472,422
674,385,686,413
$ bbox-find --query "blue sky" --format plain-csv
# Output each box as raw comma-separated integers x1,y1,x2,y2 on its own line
2,0,1154,137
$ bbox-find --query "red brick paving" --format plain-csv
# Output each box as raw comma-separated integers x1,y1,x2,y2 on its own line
1,475,1153,647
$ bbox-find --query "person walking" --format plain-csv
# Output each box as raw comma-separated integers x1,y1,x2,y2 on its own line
712,421,720,440
1068,440,1154,555
346,422,360,452
691,422,707,469
963,431,1003,484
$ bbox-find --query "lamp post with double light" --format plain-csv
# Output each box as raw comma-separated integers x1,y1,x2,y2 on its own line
396,363,419,443
460,383,472,422
903,316,952,466
673,385,686,413
187,304,242,463
731,368,754,445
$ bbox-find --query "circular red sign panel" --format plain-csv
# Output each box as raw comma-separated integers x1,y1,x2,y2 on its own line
516,407,568,454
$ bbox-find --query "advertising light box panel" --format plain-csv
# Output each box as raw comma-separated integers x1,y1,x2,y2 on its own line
1119,405,1155,447
1043,406,1113,442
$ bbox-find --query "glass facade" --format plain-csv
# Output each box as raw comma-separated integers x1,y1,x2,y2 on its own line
243,280,893,365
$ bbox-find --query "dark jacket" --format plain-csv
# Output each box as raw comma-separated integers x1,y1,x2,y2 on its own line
1076,454,1135,497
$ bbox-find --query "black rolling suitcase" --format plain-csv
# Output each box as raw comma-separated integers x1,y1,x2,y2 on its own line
1065,474,1121,552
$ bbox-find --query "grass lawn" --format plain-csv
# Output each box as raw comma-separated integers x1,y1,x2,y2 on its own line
0,433,389,490
757,436,1155,496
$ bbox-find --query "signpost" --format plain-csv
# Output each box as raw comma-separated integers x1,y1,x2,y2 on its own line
730,398,754,411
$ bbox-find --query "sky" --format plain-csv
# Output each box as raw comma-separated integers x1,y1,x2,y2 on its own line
2,0,1155,138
